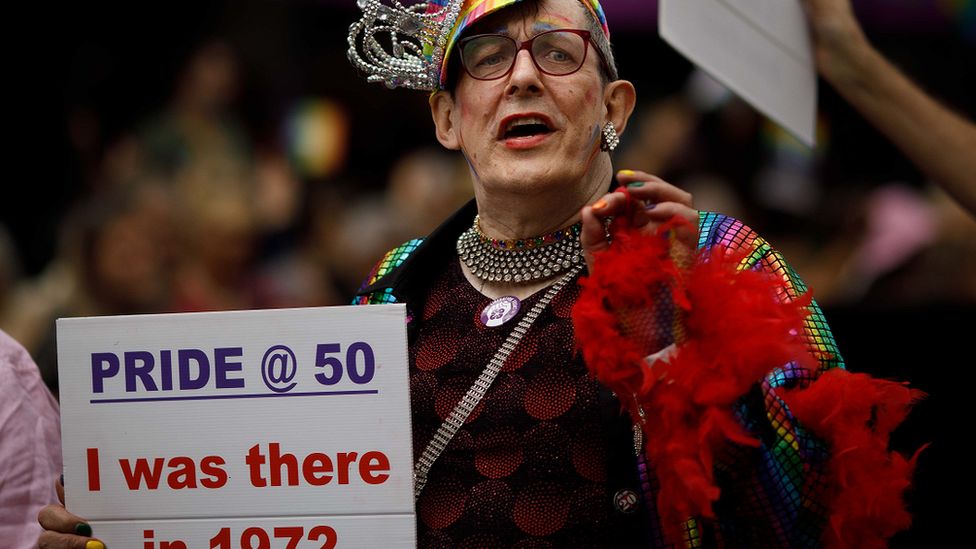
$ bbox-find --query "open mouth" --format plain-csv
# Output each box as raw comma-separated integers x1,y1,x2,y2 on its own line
500,115,554,140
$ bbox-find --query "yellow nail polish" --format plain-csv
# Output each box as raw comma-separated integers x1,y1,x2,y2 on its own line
617,169,635,176
86,541,105,549
592,199,608,210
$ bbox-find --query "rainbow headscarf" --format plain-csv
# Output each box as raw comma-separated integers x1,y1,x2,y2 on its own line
424,0,610,89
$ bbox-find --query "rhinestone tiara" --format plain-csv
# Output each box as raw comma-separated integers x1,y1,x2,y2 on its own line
347,0,463,91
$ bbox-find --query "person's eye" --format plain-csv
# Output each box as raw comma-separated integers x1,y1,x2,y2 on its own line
542,48,574,64
477,53,506,67
548,49,570,62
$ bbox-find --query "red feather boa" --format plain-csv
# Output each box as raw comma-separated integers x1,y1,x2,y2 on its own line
782,370,927,549
572,210,923,547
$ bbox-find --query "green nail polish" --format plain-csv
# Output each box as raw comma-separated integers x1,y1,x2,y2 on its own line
75,522,93,537
626,182,645,188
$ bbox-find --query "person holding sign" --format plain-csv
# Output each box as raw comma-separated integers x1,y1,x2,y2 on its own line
39,0,920,547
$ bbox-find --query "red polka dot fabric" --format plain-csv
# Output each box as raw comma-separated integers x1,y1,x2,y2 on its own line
411,261,616,547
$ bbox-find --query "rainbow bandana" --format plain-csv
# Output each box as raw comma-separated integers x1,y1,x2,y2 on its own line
424,0,611,89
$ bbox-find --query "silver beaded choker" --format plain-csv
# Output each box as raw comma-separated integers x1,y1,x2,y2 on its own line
457,215,582,284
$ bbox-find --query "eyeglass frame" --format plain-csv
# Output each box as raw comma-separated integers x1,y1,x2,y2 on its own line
457,28,612,82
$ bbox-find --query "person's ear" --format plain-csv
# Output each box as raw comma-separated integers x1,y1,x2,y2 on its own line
603,79,637,135
430,91,461,150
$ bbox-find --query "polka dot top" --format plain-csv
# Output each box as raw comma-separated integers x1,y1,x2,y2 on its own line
410,260,628,548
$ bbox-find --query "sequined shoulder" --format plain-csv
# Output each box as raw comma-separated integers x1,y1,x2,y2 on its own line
352,238,425,304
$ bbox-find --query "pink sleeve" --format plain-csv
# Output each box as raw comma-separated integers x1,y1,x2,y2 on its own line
0,329,62,547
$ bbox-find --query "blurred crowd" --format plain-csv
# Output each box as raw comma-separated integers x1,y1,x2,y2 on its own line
1,1,974,400
1,37,474,396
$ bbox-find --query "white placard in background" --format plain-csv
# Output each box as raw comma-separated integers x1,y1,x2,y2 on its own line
57,304,414,548
660,0,817,146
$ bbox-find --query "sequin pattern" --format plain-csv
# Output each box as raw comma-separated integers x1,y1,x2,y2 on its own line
356,211,844,547
353,238,422,305
689,212,843,547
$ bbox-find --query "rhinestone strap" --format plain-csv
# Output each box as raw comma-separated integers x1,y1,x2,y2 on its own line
473,215,581,251
413,264,584,499
457,217,583,284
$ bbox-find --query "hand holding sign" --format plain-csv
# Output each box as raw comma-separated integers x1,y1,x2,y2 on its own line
37,478,102,549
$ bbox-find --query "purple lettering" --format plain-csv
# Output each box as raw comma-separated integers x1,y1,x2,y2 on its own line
124,351,158,392
160,350,173,391
91,353,120,393
214,347,244,389
178,349,210,390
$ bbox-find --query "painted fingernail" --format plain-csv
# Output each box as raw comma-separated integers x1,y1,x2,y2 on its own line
86,541,106,549
60,473,64,486
626,182,645,188
76,522,93,537
645,202,657,210
617,169,635,176
592,199,608,210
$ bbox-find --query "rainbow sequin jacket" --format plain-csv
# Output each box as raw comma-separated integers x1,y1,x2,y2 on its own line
354,200,843,547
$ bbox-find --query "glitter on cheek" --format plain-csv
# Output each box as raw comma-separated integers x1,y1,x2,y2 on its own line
586,124,600,152
463,150,480,182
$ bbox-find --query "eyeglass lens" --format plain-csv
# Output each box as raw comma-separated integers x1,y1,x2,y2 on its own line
462,30,587,80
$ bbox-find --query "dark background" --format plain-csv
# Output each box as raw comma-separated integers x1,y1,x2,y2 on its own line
3,1,973,545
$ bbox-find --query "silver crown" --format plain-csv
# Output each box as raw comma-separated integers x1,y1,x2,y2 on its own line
347,0,464,91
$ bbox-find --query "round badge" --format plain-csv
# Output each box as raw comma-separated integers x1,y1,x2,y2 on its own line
480,296,521,327
613,489,639,514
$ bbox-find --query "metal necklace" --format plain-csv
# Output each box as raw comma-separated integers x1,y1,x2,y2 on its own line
457,215,582,284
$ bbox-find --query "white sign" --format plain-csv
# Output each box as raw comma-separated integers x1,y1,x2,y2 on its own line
57,304,415,548
660,0,817,146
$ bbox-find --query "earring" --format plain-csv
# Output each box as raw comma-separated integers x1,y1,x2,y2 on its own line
601,121,619,152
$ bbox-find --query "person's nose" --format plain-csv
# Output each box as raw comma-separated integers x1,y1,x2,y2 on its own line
505,48,544,97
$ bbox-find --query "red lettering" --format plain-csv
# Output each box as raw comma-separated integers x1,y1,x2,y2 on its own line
210,527,231,549
87,448,100,491
308,525,338,549
336,452,357,485
269,443,299,487
273,527,303,549
120,457,165,490
242,526,270,549
359,451,390,484
302,453,334,486
200,455,228,489
166,456,198,489
246,444,267,487
244,444,390,487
